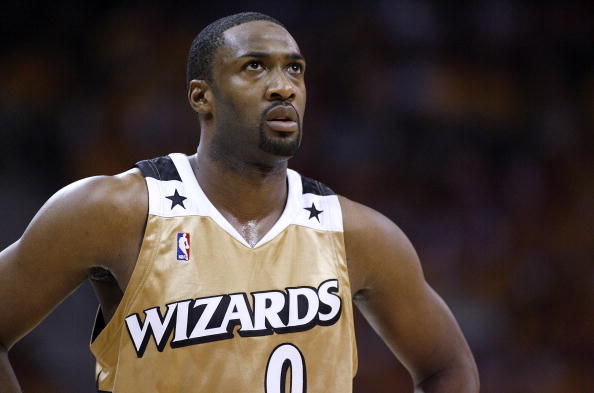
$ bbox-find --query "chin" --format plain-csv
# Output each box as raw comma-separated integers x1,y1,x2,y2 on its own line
258,127,302,158
259,135,301,157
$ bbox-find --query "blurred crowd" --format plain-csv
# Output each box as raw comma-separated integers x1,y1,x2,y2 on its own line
1,1,592,392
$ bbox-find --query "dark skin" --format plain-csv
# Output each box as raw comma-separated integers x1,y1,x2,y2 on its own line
0,21,479,392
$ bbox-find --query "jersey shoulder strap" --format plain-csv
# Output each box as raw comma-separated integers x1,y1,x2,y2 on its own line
135,155,181,181
134,154,196,218
300,175,336,196
290,171,343,233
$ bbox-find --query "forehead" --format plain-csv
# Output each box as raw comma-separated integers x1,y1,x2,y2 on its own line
219,20,301,59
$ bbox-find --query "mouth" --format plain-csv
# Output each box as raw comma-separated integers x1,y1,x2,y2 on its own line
265,119,298,133
264,105,299,133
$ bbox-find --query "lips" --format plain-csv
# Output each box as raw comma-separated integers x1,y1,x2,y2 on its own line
264,105,299,133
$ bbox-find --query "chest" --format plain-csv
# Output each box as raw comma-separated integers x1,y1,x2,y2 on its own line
141,215,343,297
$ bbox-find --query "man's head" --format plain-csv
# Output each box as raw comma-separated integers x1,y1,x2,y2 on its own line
187,13,306,166
187,12,284,84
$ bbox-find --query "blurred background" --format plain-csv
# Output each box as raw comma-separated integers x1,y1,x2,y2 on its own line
1,1,592,392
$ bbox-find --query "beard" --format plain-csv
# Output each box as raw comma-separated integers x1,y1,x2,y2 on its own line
258,122,302,157
209,96,303,164
257,102,302,157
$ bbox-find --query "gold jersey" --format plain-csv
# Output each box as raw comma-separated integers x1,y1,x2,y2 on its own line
90,153,357,393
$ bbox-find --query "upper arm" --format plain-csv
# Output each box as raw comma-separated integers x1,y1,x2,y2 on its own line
340,196,478,387
0,170,146,349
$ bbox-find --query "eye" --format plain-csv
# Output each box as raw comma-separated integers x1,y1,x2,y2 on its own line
288,63,304,74
245,61,264,71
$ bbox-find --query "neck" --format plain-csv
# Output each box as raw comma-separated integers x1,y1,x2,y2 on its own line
190,145,289,224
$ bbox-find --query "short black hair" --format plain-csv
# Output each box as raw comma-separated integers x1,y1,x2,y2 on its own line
186,12,285,85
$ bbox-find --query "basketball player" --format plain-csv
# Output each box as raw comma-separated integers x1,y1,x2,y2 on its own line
0,13,479,393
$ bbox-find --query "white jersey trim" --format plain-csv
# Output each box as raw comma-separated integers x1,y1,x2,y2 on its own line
145,153,343,249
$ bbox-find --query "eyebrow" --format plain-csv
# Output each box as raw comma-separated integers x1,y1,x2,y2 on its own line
238,51,305,61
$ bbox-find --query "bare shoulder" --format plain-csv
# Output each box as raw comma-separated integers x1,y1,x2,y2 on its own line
18,168,148,271
0,169,148,348
49,168,146,217
338,195,422,296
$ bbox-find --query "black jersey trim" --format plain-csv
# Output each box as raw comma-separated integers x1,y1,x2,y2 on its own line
135,156,182,181
96,371,112,393
91,306,106,344
301,176,335,196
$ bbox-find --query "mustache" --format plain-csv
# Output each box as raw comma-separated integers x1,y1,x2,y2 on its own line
261,101,300,125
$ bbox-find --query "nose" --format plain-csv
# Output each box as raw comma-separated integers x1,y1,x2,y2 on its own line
265,69,296,102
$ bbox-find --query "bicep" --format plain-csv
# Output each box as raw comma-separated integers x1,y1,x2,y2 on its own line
0,173,145,349
356,273,469,383
343,198,473,384
0,184,96,348
0,237,87,349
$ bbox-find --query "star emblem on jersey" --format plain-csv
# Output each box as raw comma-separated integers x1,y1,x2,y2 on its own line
304,202,323,222
166,189,187,209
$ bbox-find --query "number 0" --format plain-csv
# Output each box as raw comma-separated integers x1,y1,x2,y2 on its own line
265,343,306,393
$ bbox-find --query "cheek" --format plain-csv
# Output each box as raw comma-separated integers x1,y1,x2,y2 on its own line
297,86,306,120
301,86,307,109
216,98,262,132
221,79,262,118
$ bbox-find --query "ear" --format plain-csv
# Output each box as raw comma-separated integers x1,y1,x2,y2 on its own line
188,79,213,115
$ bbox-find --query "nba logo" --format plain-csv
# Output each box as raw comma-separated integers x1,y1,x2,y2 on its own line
177,233,190,261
